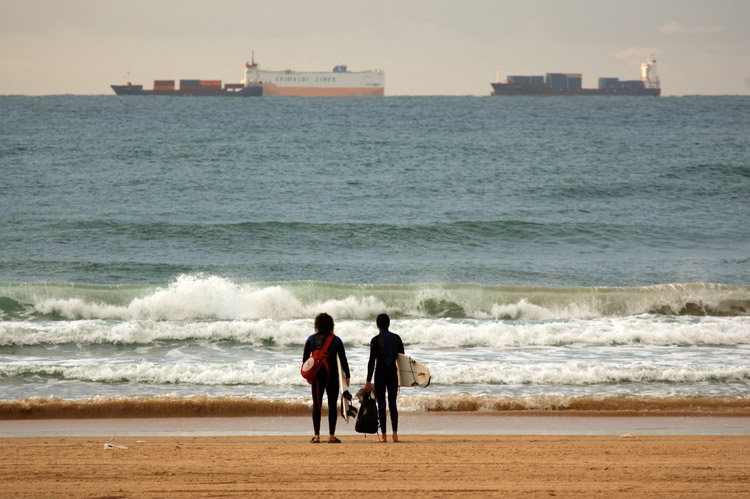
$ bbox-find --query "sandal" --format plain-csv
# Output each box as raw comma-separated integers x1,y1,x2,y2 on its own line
310,436,320,443
328,437,341,443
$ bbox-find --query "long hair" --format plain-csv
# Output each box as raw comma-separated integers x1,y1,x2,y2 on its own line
314,312,334,335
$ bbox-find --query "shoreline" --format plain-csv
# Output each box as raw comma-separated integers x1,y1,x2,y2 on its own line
3,394,750,420
2,412,749,438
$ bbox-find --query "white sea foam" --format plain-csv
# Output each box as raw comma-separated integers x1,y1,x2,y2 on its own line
2,315,749,347
2,358,748,388
31,275,389,321
15,276,750,322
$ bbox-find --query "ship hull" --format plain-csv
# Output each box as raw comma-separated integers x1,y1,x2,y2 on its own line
491,83,660,96
259,83,384,97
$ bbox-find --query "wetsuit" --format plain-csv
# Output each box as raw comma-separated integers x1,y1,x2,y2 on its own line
303,332,350,436
366,329,404,434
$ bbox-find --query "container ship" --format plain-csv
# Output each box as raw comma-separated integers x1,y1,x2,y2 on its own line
111,54,384,97
111,69,262,96
490,56,660,96
242,54,385,97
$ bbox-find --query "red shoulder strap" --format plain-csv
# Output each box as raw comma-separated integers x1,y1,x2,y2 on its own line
321,333,335,354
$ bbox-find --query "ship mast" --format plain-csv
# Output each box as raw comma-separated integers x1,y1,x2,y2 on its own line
641,55,660,89
243,51,259,86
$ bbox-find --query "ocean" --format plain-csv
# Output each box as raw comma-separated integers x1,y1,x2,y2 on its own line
1,94,749,417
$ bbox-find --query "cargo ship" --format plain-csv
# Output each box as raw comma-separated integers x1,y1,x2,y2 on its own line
111,69,262,96
490,56,661,96
242,53,385,97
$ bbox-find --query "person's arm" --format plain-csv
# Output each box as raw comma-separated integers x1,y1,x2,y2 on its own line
338,338,351,387
302,338,311,363
364,338,376,391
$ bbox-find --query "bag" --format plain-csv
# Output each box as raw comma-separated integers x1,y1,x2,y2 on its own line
301,334,335,384
355,392,379,434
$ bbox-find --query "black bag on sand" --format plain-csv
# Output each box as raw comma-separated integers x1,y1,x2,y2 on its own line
355,392,379,434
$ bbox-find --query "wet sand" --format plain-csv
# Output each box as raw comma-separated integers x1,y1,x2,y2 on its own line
2,412,750,437
2,433,749,498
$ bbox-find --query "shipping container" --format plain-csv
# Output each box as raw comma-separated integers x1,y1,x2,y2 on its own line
598,78,620,89
529,76,545,84
507,75,531,84
154,80,175,87
546,73,567,88
224,83,245,89
180,79,201,86
566,76,582,89
201,80,222,86
621,80,645,89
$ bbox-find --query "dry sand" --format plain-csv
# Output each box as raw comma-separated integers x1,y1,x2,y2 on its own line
2,433,749,498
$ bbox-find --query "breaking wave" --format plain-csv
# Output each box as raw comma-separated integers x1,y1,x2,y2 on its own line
1,275,748,322
2,314,749,347
2,360,748,387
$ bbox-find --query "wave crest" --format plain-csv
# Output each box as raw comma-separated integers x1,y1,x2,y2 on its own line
1,276,748,322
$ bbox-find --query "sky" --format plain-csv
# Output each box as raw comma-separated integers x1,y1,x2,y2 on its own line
1,0,749,96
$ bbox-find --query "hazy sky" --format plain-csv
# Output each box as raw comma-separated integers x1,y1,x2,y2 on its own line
1,0,749,96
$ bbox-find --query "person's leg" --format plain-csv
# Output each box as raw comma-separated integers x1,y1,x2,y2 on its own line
374,370,388,441
327,373,340,441
311,381,321,441
387,367,399,441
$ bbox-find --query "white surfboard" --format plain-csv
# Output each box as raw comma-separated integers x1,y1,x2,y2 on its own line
337,353,355,422
396,353,431,388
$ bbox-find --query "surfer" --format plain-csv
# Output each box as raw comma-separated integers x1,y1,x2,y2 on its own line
364,313,405,442
303,313,350,443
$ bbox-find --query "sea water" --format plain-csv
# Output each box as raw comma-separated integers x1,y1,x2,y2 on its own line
1,95,749,415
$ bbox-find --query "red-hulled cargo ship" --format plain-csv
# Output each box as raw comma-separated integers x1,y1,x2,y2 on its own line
111,77,261,96
491,56,661,96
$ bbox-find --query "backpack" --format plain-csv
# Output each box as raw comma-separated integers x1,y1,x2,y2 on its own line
355,392,379,434
301,334,335,384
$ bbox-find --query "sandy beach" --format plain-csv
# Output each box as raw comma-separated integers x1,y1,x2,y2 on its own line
2,414,749,498
2,434,749,498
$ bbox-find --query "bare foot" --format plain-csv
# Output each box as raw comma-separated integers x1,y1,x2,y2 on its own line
393,432,399,443
379,435,387,443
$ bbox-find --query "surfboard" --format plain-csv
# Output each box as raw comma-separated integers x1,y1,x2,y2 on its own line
396,353,431,388
337,353,355,422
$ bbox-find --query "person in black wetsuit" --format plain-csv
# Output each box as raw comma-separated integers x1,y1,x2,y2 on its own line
364,313,404,443
302,312,350,443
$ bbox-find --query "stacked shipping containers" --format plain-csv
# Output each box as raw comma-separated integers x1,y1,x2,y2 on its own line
507,76,530,84
180,79,201,91
565,74,582,89
598,78,620,89
507,76,545,85
621,80,646,89
546,73,567,88
153,80,175,91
